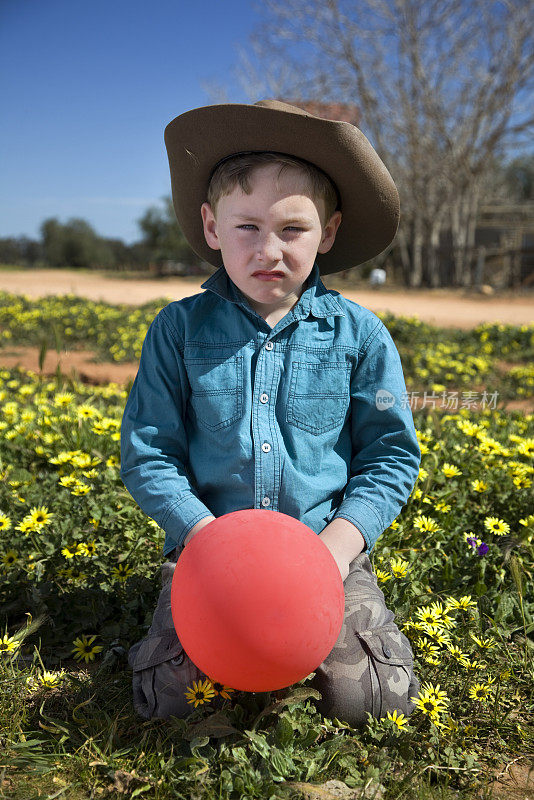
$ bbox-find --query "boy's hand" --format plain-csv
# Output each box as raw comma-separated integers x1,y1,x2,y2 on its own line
183,515,216,547
318,518,365,583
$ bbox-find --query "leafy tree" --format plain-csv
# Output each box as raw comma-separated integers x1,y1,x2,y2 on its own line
136,197,201,268
0,236,42,266
40,217,115,268
503,154,534,201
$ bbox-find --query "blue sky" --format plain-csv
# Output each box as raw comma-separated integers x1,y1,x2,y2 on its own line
0,0,259,244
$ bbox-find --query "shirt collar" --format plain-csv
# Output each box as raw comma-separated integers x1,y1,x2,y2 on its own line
200,261,345,321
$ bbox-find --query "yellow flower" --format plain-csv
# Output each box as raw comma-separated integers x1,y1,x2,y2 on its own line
416,605,438,625
80,540,97,557
38,669,65,688
16,518,40,534
420,682,449,705
71,634,104,663
421,624,452,645
209,680,235,701
517,438,534,458
2,550,19,567
111,563,133,582
442,463,462,477
415,638,440,659
106,455,119,468
49,451,73,465
429,601,455,628
184,677,216,707
71,483,91,496
447,644,470,666
28,506,54,527
471,635,495,650
77,404,99,419
59,475,78,488
484,517,510,536
0,634,20,655
471,479,488,493
53,392,75,407
61,546,76,559
0,513,12,531
375,569,393,583
412,685,448,717
413,515,440,533
70,453,100,469
390,558,409,578
469,682,493,701
386,709,409,731
445,595,476,611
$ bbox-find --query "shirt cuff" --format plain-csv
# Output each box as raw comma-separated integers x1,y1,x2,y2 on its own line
332,497,385,553
160,494,213,549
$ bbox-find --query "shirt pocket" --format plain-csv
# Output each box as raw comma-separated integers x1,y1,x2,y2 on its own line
185,354,244,431
286,360,351,435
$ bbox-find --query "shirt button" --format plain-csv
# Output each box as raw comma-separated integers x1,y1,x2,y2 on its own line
264,341,273,350
261,442,271,453
261,496,271,507
260,393,269,403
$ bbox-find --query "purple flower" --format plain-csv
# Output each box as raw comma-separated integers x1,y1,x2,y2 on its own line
467,537,477,548
477,542,489,556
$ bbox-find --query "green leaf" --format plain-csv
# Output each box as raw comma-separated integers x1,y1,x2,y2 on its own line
274,715,295,748
38,339,48,372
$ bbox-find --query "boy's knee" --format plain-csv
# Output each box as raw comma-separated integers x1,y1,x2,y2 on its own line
310,641,419,728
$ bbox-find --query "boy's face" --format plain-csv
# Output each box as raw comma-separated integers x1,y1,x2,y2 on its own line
201,163,342,321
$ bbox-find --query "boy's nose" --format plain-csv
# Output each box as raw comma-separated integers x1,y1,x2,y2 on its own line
257,232,283,262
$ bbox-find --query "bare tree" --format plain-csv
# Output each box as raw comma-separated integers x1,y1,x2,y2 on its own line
208,0,534,287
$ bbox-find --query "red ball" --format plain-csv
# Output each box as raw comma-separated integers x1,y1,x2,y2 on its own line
171,509,345,692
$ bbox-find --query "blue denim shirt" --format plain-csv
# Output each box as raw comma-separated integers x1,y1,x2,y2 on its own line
120,261,421,557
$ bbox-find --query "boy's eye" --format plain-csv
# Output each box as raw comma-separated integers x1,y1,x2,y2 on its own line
236,225,303,232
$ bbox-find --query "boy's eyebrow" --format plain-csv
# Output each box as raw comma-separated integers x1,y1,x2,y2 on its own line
230,214,314,225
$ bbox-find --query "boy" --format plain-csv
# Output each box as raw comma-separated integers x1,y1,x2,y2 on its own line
121,99,421,726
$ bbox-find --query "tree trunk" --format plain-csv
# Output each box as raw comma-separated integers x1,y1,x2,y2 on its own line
410,212,424,288
396,227,412,287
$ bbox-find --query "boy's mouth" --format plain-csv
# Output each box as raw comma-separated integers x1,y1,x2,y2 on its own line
252,270,285,280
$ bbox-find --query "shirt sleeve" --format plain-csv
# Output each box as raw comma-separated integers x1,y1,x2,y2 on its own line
332,320,421,552
120,309,213,549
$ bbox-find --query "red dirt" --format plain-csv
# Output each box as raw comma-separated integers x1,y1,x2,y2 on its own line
0,346,138,385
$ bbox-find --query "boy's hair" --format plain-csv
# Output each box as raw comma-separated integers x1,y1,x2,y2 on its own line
207,151,339,225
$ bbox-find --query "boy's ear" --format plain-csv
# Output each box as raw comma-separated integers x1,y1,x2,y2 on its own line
317,211,342,254
201,202,221,250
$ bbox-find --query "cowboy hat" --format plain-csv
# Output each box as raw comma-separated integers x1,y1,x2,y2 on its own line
164,99,399,275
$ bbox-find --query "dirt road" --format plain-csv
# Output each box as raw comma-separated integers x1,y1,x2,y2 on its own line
0,268,533,328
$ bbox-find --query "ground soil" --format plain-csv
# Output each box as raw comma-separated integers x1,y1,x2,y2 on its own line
0,269,532,402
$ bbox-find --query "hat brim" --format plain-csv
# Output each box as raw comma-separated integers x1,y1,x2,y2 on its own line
164,102,400,275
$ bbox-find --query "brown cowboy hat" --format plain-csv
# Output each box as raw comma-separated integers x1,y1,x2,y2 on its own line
164,99,400,275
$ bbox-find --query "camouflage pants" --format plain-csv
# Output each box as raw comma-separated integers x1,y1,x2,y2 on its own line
128,548,419,727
